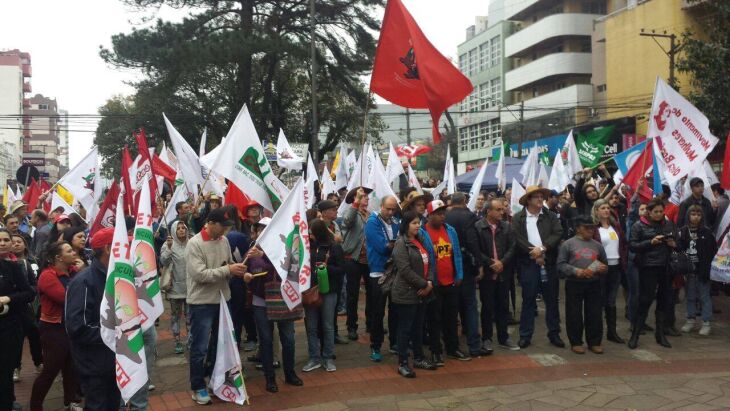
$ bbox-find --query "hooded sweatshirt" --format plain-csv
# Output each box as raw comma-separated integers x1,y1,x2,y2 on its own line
160,220,188,299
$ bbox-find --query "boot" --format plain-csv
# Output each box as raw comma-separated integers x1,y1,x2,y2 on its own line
606,307,625,344
627,313,645,349
655,313,672,348
265,375,278,393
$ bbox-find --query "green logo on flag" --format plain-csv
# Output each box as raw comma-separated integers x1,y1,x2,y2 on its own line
576,126,614,168
239,147,282,210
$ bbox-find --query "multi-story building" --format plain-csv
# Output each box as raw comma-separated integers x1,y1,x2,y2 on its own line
24,94,62,181
499,0,610,149
456,13,516,170
0,49,31,185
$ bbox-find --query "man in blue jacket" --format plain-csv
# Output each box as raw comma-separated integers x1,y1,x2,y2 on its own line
420,200,471,365
364,195,400,362
65,227,121,411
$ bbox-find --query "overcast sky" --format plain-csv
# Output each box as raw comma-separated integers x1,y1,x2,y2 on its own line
1,0,487,168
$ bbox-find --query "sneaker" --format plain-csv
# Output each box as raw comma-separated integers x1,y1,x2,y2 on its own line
499,338,521,351
447,350,471,361
398,363,416,378
65,403,83,411
34,364,43,374
413,358,437,370
12,402,22,411
243,340,257,352
681,319,696,333
323,359,336,372
13,369,20,382
191,389,212,405
482,339,494,354
148,384,156,391
699,321,711,336
334,334,349,345
431,353,444,367
302,359,322,372
174,342,184,354
337,308,347,316
388,345,397,354
370,348,382,362
347,329,358,341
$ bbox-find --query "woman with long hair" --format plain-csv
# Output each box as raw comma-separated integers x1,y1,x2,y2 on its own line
160,220,190,354
62,226,89,270
592,199,628,344
11,233,43,382
31,241,82,410
0,228,35,411
301,219,345,373
391,211,435,378
628,197,677,349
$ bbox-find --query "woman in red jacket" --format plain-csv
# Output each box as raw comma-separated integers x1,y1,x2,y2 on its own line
30,241,81,411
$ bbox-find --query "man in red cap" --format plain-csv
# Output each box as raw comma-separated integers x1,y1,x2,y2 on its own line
65,227,121,410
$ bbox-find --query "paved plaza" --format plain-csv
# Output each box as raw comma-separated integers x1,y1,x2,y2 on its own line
16,288,730,410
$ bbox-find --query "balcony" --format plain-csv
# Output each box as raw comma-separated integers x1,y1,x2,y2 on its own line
501,84,594,124
505,52,592,91
22,64,31,77
506,14,599,57
23,82,31,93
23,99,31,108
503,0,540,20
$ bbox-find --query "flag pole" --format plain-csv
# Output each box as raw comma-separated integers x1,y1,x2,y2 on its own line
359,90,373,187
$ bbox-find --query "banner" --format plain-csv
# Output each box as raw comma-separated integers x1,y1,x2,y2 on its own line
576,126,614,168
131,183,164,330
210,291,248,405
649,77,718,185
99,196,148,403
256,179,311,310
467,158,488,212
58,146,98,213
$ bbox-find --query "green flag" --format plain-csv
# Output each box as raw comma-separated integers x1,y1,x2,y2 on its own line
576,126,614,168
492,141,511,161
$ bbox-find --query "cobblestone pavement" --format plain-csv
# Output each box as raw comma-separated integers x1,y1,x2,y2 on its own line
15,287,730,410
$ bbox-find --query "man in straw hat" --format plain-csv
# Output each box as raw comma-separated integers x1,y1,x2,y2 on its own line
401,189,433,225
512,186,565,349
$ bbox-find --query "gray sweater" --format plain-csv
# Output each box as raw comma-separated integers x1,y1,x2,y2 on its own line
185,230,233,304
557,236,607,282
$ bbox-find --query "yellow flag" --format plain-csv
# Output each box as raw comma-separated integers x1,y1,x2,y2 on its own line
57,185,74,205
330,151,341,179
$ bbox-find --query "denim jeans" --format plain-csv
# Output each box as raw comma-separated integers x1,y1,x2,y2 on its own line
686,275,712,322
188,304,219,391
304,292,337,361
252,306,296,378
121,326,157,410
518,260,561,341
394,303,426,364
459,271,482,354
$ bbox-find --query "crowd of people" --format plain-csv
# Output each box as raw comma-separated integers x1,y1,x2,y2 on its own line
0,161,727,410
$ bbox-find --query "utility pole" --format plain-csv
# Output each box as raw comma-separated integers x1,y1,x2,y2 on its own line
405,108,411,145
310,0,318,165
640,29,683,89
518,100,525,158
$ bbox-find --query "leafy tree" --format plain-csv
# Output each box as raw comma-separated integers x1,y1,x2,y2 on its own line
97,0,385,164
677,0,730,136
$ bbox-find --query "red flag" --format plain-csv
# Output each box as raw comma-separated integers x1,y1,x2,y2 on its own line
395,144,432,158
39,180,51,213
90,180,121,237
721,133,730,190
371,0,472,144
134,129,158,210
622,141,654,202
152,154,177,184
121,145,135,215
224,180,251,222
22,178,41,210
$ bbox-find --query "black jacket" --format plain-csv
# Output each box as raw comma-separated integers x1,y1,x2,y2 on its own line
0,259,34,327
512,207,563,266
677,195,715,230
391,236,431,305
475,219,516,281
445,206,483,269
629,217,677,268
678,225,717,282
310,242,346,295
65,258,115,377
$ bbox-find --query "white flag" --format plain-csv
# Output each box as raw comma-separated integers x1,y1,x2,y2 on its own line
385,142,405,184
131,183,164,330
367,152,399,213
208,105,286,213
164,184,192,225
649,77,718,186
276,129,304,171
495,145,507,192
561,130,583,178
58,146,98,213
320,165,336,200
51,191,80,219
537,164,549,188
406,163,423,195
303,154,319,209
346,151,357,177
337,146,371,217
199,128,207,158
99,196,148,403
467,158,488,212
520,144,539,187
210,291,248,405
334,146,349,190
164,114,205,196
510,178,526,216
256,179,311,309
548,151,570,193
704,160,720,186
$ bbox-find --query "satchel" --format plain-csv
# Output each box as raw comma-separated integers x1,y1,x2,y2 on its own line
302,285,322,307
265,280,303,321
378,257,396,295
668,251,694,276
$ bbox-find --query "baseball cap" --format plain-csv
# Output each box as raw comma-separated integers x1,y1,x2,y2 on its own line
426,200,447,215
317,200,337,212
54,214,71,224
207,208,234,226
